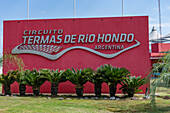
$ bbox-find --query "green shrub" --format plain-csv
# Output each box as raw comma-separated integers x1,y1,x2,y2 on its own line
40,69,67,96
88,66,105,97
65,68,94,97
15,71,27,96
101,64,130,97
0,70,17,95
23,69,46,96
120,75,146,97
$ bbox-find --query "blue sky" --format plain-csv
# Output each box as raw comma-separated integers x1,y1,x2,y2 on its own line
0,0,170,54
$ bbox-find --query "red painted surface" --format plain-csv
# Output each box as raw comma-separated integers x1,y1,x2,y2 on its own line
151,43,159,53
150,43,170,67
161,43,170,52
3,16,150,94
151,53,166,57
151,43,170,53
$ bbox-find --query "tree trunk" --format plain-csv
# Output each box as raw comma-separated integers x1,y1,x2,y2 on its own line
51,83,58,97
3,85,11,95
76,88,83,97
109,84,117,97
19,84,26,96
94,83,102,97
128,90,135,97
32,87,40,96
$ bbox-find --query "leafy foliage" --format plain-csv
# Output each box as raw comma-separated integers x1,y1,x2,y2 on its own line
89,66,105,85
3,51,25,71
120,75,146,97
0,70,17,85
65,68,94,88
39,69,67,96
101,64,130,85
40,69,67,84
15,71,26,85
99,64,130,96
88,66,105,97
23,69,46,89
148,53,170,107
0,55,2,67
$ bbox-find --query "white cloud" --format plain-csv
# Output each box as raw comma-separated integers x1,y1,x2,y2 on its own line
153,8,159,11
162,23,170,27
167,6,170,10
150,22,170,28
150,23,159,28
40,11,47,14
149,17,157,21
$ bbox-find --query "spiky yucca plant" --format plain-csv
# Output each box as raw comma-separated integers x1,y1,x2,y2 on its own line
0,70,17,95
120,75,146,97
65,68,94,97
40,69,67,96
102,64,130,97
23,69,46,96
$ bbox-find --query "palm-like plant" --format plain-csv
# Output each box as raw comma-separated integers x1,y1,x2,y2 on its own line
147,53,170,108
0,70,17,95
102,64,130,97
0,55,2,67
3,51,25,72
23,69,46,96
40,69,67,96
120,75,146,97
88,67,105,97
15,71,26,96
65,68,94,97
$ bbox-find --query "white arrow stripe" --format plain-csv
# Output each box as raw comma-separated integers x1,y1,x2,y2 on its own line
12,40,140,60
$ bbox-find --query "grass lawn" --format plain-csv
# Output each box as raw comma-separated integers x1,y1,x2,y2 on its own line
0,95,169,113
0,84,169,113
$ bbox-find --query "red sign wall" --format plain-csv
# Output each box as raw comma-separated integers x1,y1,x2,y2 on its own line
3,16,150,94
